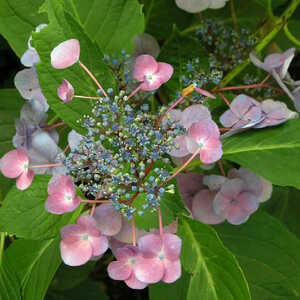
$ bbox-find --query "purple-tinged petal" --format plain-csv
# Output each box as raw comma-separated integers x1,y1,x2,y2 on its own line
133,55,158,82
61,224,85,244
138,234,162,258
249,52,265,70
169,135,190,157
60,240,92,266
57,79,74,103
182,104,211,129
175,0,209,13
21,48,40,67
107,261,132,280
176,173,204,212
162,109,182,127
162,233,182,261
76,216,100,235
16,169,34,190
162,259,181,283
220,109,236,128
0,149,29,178
125,273,148,289
226,206,250,225
218,178,244,199
237,192,259,213
264,53,286,71
258,178,273,203
94,203,122,236
51,39,80,69
192,189,226,224
68,130,83,149
280,48,295,78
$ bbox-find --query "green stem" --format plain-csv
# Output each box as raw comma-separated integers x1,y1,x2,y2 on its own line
284,24,300,46
0,232,6,266
230,0,239,33
221,0,300,87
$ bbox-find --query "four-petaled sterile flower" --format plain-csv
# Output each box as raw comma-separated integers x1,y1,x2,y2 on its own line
133,55,173,91
0,148,34,190
57,79,75,103
60,215,108,266
45,174,81,214
51,39,80,69
186,119,223,164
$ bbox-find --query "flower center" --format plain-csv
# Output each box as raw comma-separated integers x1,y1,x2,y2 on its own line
158,252,164,260
145,73,158,84
129,258,135,265
82,234,89,240
65,194,72,201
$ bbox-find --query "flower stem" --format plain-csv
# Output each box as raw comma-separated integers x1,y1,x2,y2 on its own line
74,95,101,100
31,163,63,168
78,60,107,97
131,215,137,246
158,207,163,236
0,232,6,266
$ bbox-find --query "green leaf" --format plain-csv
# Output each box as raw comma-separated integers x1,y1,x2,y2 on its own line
255,0,287,9
178,216,251,300
134,179,186,231
0,175,82,240
263,186,300,239
158,27,209,99
4,237,62,300
66,0,144,55
0,0,47,57
0,258,21,300
149,269,191,300
223,119,300,189
33,0,115,134
216,211,300,299
143,0,193,40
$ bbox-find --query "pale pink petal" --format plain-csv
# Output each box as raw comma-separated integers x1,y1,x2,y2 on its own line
258,178,273,203
194,87,216,99
107,261,132,280
94,203,122,236
188,119,220,143
0,149,29,178
182,104,211,129
45,192,80,214
169,135,190,157
109,237,128,257
48,174,75,196
200,138,223,164
77,216,100,236
186,136,200,154
125,273,148,289
138,234,162,258
115,245,137,261
192,189,225,224
51,39,80,69
57,79,74,103
133,55,158,82
213,193,231,218
90,235,109,256
60,240,92,266
226,206,250,225
237,192,259,214
61,224,85,244
176,173,204,212
140,77,163,91
134,257,164,283
16,169,34,190
162,233,182,260
162,259,181,283
156,62,173,85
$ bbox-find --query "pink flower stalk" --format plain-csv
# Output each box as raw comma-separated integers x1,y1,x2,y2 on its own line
107,246,149,289
186,119,223,164
136,233,182,284
57,79,74,103
0,149,34,190
51,39,80,69
133,55,173,91
213,178,259,225
60,216,108,266
45,174,81,214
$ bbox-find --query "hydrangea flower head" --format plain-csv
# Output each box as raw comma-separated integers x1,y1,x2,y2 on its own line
133,55,173,91
175,0,229,13
0,148,34,190
60,215,108,266
57,79,74,103
51,39,80,69
45,174,81,214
